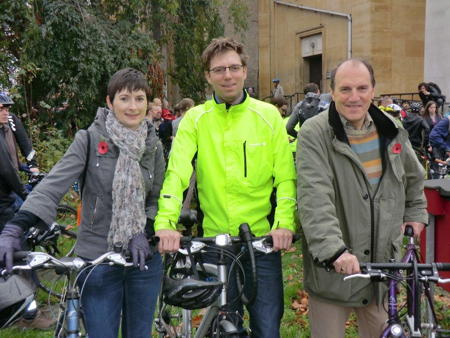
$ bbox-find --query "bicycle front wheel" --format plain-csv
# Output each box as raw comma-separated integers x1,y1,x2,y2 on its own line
35,204,78,300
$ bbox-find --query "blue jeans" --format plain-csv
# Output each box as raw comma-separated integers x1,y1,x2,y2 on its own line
77,253,162,338
204,249,284,338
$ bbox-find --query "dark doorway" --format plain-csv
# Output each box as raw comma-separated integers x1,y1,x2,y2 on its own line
304,54,322,89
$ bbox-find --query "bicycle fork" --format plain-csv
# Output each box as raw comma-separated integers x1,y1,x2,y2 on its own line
381,279,406,338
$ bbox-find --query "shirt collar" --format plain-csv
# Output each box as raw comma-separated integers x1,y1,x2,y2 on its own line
339,112,373,131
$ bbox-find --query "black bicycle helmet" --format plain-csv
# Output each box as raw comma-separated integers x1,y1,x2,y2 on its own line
163,276,223,310
0,92,14,106
410,101,422,114
162,255,223,310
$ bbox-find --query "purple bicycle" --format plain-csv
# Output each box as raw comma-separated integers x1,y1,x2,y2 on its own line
345,225,450,337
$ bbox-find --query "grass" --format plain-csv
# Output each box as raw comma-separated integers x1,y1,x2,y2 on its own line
2,238,449,337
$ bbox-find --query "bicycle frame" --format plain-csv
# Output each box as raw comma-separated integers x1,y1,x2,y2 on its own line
382,228,441,338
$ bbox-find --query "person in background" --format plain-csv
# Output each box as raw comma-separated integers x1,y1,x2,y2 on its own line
0,93,52,329
0,92,39,229
155,37,296,338
422,100,442,131
402,101,430,154
286,83,321,138
147,101,163,131
271,96,297,157
271,78,284,98
172,98,195,138
429,115,450,168
297,58,427,338
246,86,257,98
0,68,165,338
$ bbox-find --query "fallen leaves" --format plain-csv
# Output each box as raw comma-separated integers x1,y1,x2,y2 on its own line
291,289,309,315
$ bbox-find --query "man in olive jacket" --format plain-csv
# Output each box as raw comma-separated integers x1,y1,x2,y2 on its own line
297,59,427,337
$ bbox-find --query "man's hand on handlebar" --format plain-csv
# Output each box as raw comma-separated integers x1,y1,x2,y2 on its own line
269,228,294,251
155,229,181,254
333,251,360,275
401,222,425,239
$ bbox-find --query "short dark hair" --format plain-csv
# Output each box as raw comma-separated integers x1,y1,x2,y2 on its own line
304,82,319,94
418,82,429,91
270,96,287,108
330,59,376,91
107,68,151,102
201,37,248,71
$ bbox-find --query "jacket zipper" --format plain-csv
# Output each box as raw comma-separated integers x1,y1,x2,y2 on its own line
243,141,247,177
91,196,98,226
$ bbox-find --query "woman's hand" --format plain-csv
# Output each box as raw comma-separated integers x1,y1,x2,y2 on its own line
128,233,150,271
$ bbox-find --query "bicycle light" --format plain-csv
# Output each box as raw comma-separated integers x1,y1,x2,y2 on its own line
215,234,232,247
390,323,403,337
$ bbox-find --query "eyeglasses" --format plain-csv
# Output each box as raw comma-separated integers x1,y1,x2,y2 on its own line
0,105,11,111
208,64,244,75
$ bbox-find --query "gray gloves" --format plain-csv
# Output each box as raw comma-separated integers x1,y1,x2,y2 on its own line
128,233,150,271
0,224,23,273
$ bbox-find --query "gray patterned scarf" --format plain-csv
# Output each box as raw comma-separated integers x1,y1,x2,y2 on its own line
105,111,148,250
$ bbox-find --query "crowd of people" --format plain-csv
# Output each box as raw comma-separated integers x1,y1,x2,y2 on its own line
375,93,450,178
0,36,440,338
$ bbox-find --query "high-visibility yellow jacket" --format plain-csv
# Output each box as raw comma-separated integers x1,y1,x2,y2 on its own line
154,94,297,236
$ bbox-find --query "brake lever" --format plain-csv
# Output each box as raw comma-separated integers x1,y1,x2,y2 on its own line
252,238,273,254
343,274,371,281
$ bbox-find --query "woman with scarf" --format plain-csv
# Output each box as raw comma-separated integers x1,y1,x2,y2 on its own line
0,68,165,338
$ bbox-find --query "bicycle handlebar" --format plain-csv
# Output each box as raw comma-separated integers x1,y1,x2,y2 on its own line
1,250,134,277
343,262,450,282
359,262,450,271
177,233,300,255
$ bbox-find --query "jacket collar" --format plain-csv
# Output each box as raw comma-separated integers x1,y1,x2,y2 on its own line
211,90,249,112
328,101,399,144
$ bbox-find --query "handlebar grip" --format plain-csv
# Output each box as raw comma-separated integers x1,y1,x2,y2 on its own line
436,263,450,271
13,251,30,260
404,225,414,237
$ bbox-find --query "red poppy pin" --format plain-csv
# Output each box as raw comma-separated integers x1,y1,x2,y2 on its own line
392,143,402,154
98,141,108,155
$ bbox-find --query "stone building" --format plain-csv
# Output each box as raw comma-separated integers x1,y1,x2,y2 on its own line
257,0,426,99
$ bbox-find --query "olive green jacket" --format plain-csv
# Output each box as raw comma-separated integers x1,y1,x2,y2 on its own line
297,102,428,306
155,93,296,236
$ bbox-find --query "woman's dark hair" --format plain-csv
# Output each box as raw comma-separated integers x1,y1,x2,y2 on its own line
107,68,151,102
423,100,441,118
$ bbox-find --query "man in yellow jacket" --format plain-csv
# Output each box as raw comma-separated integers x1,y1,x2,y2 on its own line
154,37,296,338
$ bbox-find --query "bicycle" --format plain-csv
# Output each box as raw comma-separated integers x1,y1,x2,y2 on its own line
155,223,289,338
1,249,135,336
344,225,450,337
